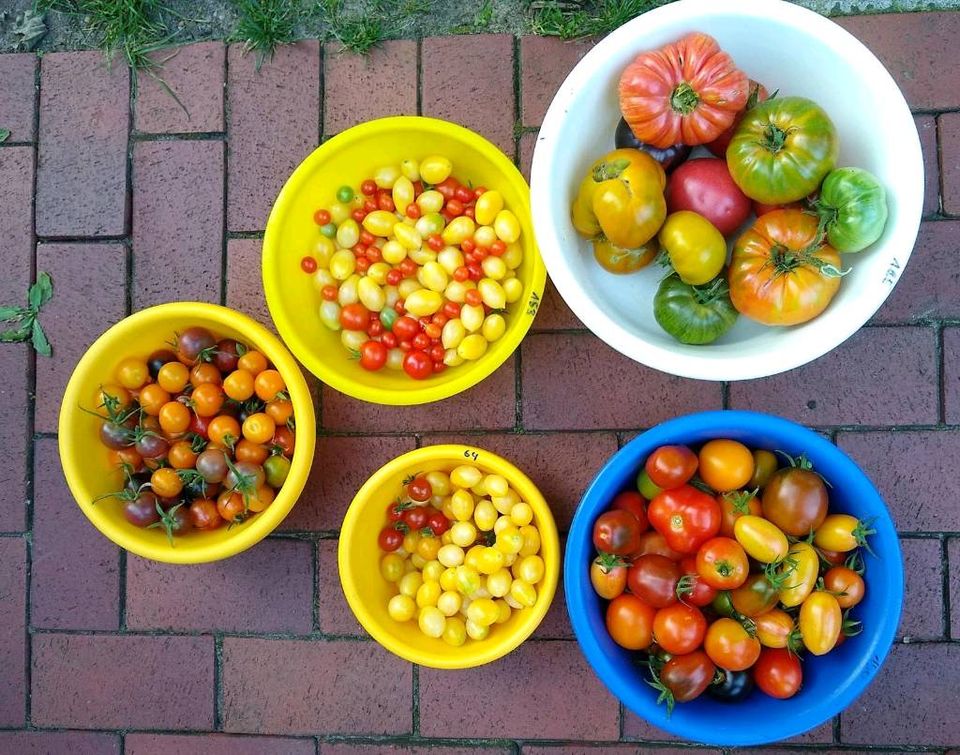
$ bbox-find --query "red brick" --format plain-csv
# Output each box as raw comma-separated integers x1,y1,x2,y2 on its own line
837,13,960,110
840,643,960,745
227,42,319,232
522,333,722,430
520,36,594,127
31,438,119,629
519,130,536,182
872,222,960,322
837,431,960,532
323,746,509,755
422,35,515,155
132,139,224,308
945,327,960,424
917,115,939,216
0,537,26,726
728,327,937,426
624,712,832,744
0,732,120,755
424,432,617,531
281,434,417,531
32,633,214,729
126,538,313,632
37,52,128,237
126,733,314,755
0,147,34,531
322,41,417,134
221,637,411,735
0,53,37,142
950,539,960,638
899,538,944,641
419,641,619,740
317,538,365,636
225,238,273,331
322,356,517,432
532,277,585,331
34,242,127,433
524,748,721,755
940,113,960,216
135,41,225,133
533,532,572,639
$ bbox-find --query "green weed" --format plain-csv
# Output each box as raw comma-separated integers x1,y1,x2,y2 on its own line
231,0,301,69
529,0,665,39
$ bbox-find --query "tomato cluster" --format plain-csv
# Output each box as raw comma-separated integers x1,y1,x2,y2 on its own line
377,463,544,645
572,30,889,345
93,327,295,542
303,156,525,380
591,439,871,710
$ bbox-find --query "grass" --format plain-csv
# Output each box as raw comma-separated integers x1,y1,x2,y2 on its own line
529,0,666,38
231,0,302,69
318,0,431,55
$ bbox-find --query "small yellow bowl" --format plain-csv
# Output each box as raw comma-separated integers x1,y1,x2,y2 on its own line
262,116,546,406
339,445,559,669
58,302,316,564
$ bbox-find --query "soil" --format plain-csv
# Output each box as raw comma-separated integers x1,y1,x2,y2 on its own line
1,0,958,55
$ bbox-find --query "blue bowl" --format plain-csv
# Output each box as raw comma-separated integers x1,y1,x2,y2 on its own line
565,410,903,746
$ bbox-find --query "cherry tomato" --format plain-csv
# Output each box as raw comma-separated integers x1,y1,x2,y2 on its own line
717,489,762,538
116,357,149,390
677,557,717,607
627,554,680,608
762,464,829,538
235,439,268,465
150,467,183,499
610,490,649,533
592,509,643,556
265,399,294,426
138,383,170,416
403,350,433,380
189,498,223,530
754,647,802,699
426,510,450,536
237,350,268,376
647,484,721,555
823,565,866,608
253,369,285,402
658,650,715,708
633,530,685,561
730,573,780,617
637,469,663,500
698,439,754,493
407,476,433,502
606,594,655,650
123,491,161,527
191,383,224,418
190,362,222,387
146,349,177,379
176,326,216,365
695,536,748,590
799,591,842,655
404,506,428,530
358,340,388,371
242,412,276,444
733,515,789,564
393,315,420,341
208,415,241,448
591,554,628,600
340,303,370,331
814,514,874,553
217,490,247,522
158,401,192,435
779,541,820,608
223,369,255,401
271,425,295,457
379,526,404,552
704,617,761,671
754,607,795,649
708,668,754,702
653,602,707,655
314,208,332,224
749,449,779,489
644,444,698,489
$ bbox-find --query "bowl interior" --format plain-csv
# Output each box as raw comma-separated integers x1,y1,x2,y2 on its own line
339,445,560,669
58,303,316,564
565,410,903,746
263,116,545,405
531,0,923,381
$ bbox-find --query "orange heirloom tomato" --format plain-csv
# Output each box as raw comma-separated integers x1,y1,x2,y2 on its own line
799,591,842,656
698,439,754,492
704,617,761,671
590,554,628,599
618,32,748,149
754,608,795,649
606,594,656,650
729,210,843,326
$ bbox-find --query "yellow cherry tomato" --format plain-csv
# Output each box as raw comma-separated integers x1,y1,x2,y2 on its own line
814,514,874,553
510,579,537,607
443,616,467,646
754,608,795,648
380,553,405,582
734,515,789,564
515,554,545,584
475,546,506,575
779,541,820,608
451,465,483,488
475,190,504,225
518,525,542,557
416,580,442,608
420,155,453,184
474,500,498,531
418,606,446,638
698,439,755,492
486,568,513,598
388,594,416,622
437,544,464,568
437,590,461,617
799,591,842,656
467,597,500,627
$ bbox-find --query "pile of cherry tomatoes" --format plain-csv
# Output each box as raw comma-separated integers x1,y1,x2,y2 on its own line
377,464,544,645
591,439,871,710
302,155,525,379
93,327,295,542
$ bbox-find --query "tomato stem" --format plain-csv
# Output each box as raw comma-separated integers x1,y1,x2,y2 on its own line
669,81,700,116
761,123,789,153
591,158,631,182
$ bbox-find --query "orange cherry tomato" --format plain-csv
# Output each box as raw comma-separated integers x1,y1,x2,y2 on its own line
242,412,276,444
247,484,275,513
606,594,655,650
138,383,170,416
191,383,224,418
754,607,795,649
704,617,761,671
717,489,762,538
235,439,269,465
217,490,247,522
223,369,255,401
208,415,241,448
190,362,222,387
265,399,294,425
151,468,183,499
189,498,223,530
271,425,295,457
823,566,866,609
698,439,755,492
652,602,707,655
254,369,286,402
157,361,190,393
237,350,268,376
108,447,143,472
158,401,192,435
167,440,199,470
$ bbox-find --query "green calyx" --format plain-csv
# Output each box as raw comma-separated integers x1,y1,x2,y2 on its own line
670,81,700,115
592,158,631,182
761,123,789,153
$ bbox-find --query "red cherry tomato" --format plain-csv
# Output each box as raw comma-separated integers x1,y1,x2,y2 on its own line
340,303,370,331
653,602,707,655
403,350,433,380
300,256,317,273
611,490,649,533
360,179,377,196
627,554,681,608
592,510,643,556
427,510,450,535
393,316,420,341
645,445,698,489
378,527,403,551
403,506,428,529
358,340,387,371
754,647,803,699
313,209,331,225
407,476,433,502
678,556,717,606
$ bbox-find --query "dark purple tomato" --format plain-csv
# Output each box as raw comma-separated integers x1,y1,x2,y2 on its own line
225,461,265,491
196,448,228,483
615,117,692,173
99,421,132,450
135,434,169,460
125,471,152,494
176,327,216,364
146,349,178,379
166,504,193,535
213,339,242,373
123,491,161,527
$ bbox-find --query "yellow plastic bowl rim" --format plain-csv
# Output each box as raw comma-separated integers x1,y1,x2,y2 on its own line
262,115,546,406
58,302,317,564
338,444,560,669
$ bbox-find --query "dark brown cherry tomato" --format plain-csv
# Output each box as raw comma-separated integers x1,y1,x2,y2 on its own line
593,509,643,556
176,326,216,365
213,339,242,373
659,650,715,706
147,348,178,379
645,445,698,489
627,554,681,608
123,491,161,527
761,465,829,537
610,490,649,533
730,573,780,617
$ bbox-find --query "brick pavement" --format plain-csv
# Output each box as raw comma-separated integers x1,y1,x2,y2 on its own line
0,12,958,752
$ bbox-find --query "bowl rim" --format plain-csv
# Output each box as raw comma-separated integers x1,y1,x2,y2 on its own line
263,115,547,406
58,301,317,564
338,443,560,669
564,409,903,745
530,0,924,382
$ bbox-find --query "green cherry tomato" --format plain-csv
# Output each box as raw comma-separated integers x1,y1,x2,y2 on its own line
336,185,355,203
319,222,338,239
379,307,398,330
637,469,663,500
654,273,738,345
727,96,839,204
263,454,291,488
658,211,726,286
815,167,888,253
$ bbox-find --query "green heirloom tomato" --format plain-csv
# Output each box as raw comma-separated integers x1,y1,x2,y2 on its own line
658,211,726,285
654,273,738,345
727,96,839,204
815,167,888,252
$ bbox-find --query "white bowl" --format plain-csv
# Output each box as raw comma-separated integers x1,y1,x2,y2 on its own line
531,0,923,381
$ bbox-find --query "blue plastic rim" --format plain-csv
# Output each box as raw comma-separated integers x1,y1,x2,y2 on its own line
564,410,903,747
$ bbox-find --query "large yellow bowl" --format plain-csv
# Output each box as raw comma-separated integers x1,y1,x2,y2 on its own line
263,116,546,405
339,445,559,669
58,302,316,564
